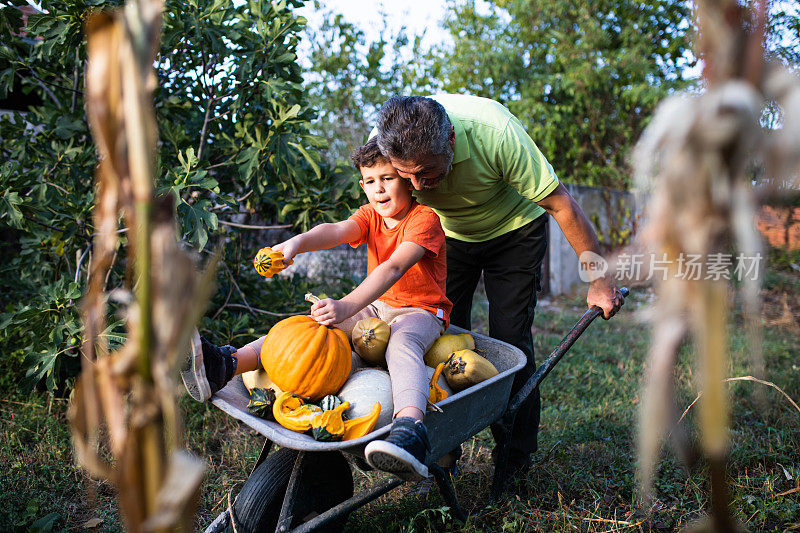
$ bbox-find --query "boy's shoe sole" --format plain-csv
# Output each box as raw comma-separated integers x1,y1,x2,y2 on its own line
364,440,429,481
180,329,212,402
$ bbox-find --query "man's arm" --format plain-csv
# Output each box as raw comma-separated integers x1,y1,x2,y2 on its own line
535,183,624,318
311,241,426,325
273,220,362,263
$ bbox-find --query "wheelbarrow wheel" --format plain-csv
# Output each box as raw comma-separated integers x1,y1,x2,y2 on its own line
230,448,354,533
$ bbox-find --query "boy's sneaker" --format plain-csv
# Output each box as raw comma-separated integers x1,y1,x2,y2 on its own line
364,417,431,481
180,329,237,402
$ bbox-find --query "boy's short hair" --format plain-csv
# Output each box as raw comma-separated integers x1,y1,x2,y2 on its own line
350,137,389,170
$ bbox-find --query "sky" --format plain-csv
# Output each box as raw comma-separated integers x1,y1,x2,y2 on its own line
296,0,454,56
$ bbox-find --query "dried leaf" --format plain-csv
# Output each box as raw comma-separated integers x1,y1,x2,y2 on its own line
72,2,207,531
82,517,104,529
778,463,793,481
630,4,799,527
142,451,205,531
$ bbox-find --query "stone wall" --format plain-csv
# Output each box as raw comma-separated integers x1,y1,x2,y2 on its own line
276,243,367,287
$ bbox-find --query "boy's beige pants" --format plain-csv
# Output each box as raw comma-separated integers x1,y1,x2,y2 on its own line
337,300,445,417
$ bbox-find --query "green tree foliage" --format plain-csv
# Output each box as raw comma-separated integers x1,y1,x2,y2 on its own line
768,2,799,67
424,0,695,190
303,3,429,164
0,0,357,392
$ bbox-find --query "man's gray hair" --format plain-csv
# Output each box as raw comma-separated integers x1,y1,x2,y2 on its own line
376,96,451,161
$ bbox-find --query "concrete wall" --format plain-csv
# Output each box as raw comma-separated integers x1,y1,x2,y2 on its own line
546,184,639,296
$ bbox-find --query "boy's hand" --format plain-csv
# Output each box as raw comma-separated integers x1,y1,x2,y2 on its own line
273,239,300,264
310,298,359,326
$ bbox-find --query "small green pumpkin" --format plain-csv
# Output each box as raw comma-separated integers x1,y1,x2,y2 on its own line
247,387,277,420
319,394,343,412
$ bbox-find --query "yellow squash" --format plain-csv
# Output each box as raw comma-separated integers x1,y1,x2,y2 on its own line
342,402,381,440
428,361,449,403
242,368,283,395
351,317,391,366
272,391,323,432
443,349,498,392
311,402,350,442
423,333,475,367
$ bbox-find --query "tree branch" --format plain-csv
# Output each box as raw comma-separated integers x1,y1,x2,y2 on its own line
206,150,240,170
16,71,62,109
210,284,233,321
224,304,303,317
75,245,93,284
0,39,63,108
221,262,254,315
197,95,214,161
21,213,69,233
71,48,80,113
217,220,292,230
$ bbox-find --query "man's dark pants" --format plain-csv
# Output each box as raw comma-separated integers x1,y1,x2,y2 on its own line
445,217,548,466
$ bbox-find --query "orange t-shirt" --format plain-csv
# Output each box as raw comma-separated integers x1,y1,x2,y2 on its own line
349,201,452,325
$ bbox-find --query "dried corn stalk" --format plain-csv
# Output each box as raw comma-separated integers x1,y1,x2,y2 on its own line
633,0,800,530
68,1,215,530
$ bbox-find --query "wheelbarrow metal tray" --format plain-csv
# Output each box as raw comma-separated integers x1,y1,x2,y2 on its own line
210,325,526,462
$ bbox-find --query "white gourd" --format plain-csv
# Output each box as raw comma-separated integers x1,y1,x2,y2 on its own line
337,368,393,430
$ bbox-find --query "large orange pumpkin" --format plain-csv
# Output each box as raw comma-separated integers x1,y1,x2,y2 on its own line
260,316,351,400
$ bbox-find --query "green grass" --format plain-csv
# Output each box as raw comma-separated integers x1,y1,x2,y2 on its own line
1,284,798,532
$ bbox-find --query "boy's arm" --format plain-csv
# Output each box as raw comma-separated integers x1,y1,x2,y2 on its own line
311,241,427,326
273,220,361,263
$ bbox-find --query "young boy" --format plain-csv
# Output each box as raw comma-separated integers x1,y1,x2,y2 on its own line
181,137,452,480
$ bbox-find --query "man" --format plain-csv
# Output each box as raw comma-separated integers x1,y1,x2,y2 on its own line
374,94,624,475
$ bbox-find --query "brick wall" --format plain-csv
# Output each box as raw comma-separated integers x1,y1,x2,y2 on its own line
757,206,800,250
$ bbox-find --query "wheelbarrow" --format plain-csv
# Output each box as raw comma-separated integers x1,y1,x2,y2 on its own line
203,288,628,532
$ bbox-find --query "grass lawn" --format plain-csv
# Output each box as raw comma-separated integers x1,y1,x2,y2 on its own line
1,273,798,531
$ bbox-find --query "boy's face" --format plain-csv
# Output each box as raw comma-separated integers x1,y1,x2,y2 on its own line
359,160,414,220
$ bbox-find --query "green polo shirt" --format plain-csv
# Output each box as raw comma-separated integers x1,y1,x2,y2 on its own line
374,94,560,242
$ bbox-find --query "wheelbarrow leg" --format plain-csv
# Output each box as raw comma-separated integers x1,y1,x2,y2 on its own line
275,451,305,533
489,411,516,502
429,464,468,523
250,438,274,476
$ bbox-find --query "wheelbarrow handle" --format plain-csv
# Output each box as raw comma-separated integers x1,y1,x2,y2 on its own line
506,287,629,414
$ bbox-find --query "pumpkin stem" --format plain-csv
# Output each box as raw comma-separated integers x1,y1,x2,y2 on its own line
447,353,467,376
361,328,376,347
304,292,320,304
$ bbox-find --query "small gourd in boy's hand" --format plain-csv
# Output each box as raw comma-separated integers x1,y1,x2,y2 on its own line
351,317,390,366
253,247,291,277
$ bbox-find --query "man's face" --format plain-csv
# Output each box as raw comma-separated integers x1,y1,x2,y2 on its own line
390,152,453,191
